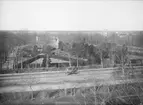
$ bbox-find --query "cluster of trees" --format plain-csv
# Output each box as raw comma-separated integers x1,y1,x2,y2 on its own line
0,31,29,68
58,39,111,65
58,37,131,67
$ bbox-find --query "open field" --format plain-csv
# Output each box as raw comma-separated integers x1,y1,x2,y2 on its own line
0,66,143,105
0,66,143,92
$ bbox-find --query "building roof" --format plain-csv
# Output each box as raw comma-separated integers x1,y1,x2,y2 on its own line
30,58,43,64
52,49,87,61
50,58,69,63
30,58,69,64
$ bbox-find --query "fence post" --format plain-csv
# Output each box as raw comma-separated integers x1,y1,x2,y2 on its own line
94,82,97,105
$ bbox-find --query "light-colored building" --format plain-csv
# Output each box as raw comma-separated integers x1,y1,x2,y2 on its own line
49,36,59,49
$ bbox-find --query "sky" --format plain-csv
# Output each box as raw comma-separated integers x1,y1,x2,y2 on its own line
0,0,143,31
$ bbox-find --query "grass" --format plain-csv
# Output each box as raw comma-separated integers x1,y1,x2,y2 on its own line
1,81,143,105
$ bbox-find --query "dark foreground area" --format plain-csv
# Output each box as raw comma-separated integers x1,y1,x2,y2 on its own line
1,82,143,105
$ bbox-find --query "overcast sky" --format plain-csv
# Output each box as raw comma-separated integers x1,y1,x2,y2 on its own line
0,0,143,31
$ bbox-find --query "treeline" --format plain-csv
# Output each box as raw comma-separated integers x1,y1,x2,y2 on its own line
0,31,36,68
0,31,143,67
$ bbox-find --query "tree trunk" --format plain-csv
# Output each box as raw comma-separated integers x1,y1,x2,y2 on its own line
77,56,78,67
121,55,125,75
68,54,71,67
100,51,103,68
